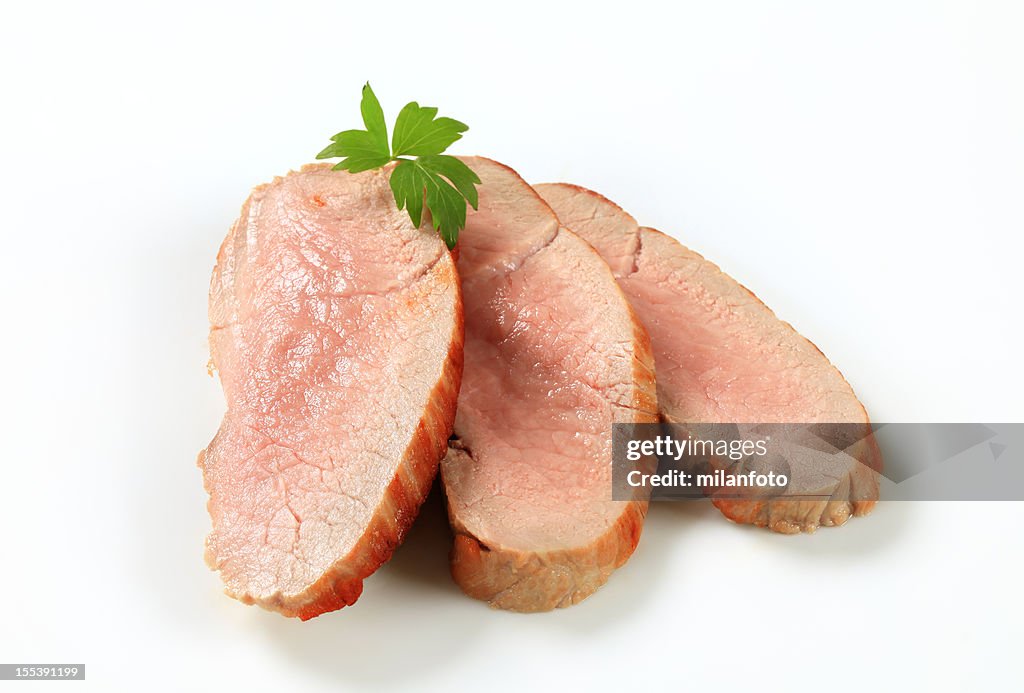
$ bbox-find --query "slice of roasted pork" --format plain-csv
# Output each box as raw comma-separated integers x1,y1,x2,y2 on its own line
199,164,463,619
535,183,881,534
441,158,658,612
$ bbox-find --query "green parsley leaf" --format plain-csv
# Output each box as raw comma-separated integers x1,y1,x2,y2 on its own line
388,158,426,228
358,83,389,155
418,154,480,209
317,84,479,249
316,83,391,172
392,103,469,157
390,158,479,248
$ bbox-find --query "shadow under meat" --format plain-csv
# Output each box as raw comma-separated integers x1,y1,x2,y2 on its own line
382,479,459,591
252,480,490,687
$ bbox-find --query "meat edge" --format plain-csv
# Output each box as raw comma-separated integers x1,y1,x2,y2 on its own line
446,486,649,612
636,226,884,534
533,181,884,535
708,433,882,534
198,255,465,620
443,245,659,611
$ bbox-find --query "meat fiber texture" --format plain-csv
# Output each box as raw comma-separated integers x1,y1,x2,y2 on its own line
199,165,463,619
535,183,881,534
441,158,659,612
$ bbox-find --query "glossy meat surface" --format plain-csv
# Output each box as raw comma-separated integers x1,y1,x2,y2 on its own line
442,159,657,611
536,183,880,533
200,165,463,618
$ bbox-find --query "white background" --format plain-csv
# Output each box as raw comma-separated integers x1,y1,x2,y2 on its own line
1,1,1022,691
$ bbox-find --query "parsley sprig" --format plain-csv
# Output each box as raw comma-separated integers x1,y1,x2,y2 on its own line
317,83,480,249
